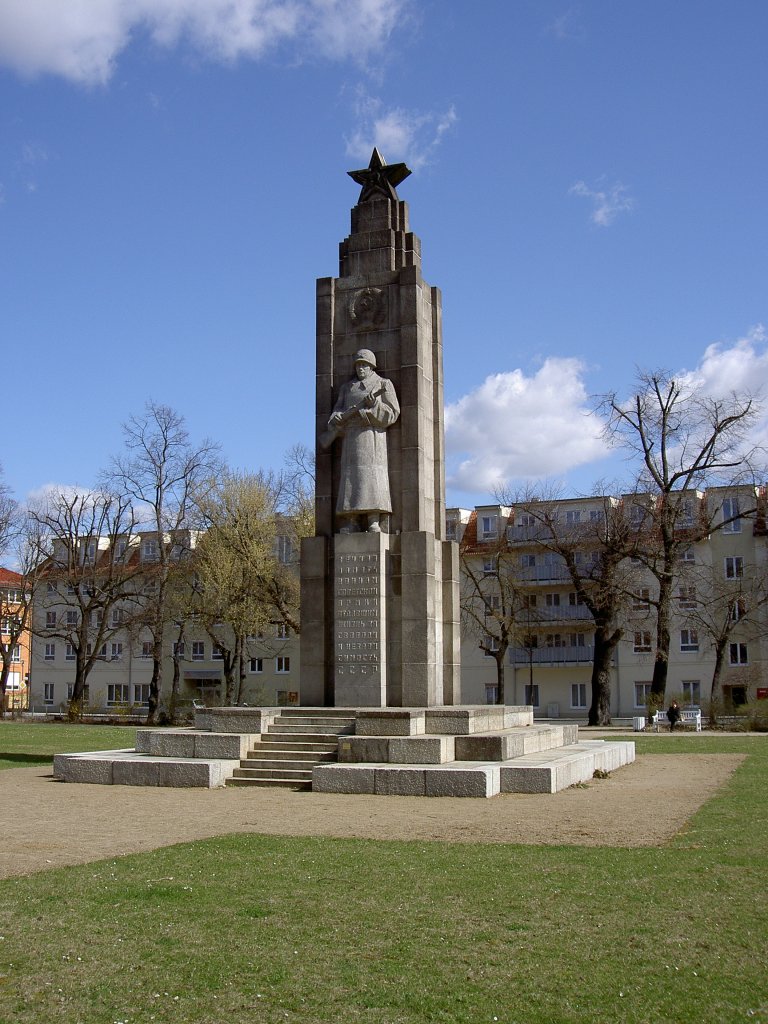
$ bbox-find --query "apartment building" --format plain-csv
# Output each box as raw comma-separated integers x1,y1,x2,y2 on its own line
1,567,31,711
29,530,300,714
451,486,768,717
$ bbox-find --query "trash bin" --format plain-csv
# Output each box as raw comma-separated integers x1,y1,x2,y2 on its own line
633,716,646,732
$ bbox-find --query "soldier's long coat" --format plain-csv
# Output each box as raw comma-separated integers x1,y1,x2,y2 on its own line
331,373,399,515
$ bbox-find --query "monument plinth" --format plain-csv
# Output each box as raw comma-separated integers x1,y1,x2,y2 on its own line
300,149,460,708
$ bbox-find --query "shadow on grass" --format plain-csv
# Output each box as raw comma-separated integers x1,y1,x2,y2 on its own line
0,752,53,767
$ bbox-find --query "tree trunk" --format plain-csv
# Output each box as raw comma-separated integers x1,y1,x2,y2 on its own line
223,650,237,705
0,655,11,718
147,652,161,725
236,634,247,704
651,573,672,701
494,652,505,705
708,641,727,727
588,627,621,726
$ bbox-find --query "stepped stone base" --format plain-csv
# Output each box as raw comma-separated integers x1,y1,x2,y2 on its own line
53,749,239,788
52,706,635,797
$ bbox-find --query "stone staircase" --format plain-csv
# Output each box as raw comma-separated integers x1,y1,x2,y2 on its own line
227,709,356,790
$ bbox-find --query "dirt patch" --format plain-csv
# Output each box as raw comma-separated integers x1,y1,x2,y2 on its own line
0,752,743,879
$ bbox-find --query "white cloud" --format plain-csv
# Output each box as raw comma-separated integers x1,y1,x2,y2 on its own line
570,179,634,227
345,94,457,170
0,0,407,85
445,358,609,495
681,324,768,397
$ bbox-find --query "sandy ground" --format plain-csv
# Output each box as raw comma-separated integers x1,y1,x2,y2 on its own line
0,750,744,879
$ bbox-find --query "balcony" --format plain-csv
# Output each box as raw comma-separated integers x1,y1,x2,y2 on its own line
531,605,593,623
509,645,597,666
518,562,571,583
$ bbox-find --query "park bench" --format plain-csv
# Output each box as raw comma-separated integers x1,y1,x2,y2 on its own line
652,707,702,732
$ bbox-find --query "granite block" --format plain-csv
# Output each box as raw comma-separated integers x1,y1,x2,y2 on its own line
113,760,161,787
338,736,389,762
134,731,152,753
374,767,426,796
150,732,196,757
313,764,376,794
194,733,254,759
387,735,455,764
356,709,426,736
425,766,500,798
158,761,218,788
54,754,114,785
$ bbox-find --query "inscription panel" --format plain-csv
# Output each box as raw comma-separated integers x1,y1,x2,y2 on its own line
334,543,387,706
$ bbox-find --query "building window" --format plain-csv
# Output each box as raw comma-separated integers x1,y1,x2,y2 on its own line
484,684,498,704
521,554,536,568
66,610,78,627
568,592,585,606
276,656,290,673
682,680,701,705
45,611,57,630
678,498,694,528
678,586,697,609
67,684,89,704
275,535,294,564
545,633,563,648
44,643,55,661
729,643,748,666
133,684,150,705
249,658,263,673
725,557,744,580
678,547,695,564
111,642,123,661
115,538,128,560
142,538,159,561
566,633,586,647
524,684,539,708
107,684,130,705
680,629,699,653
570,683,587,709
634,682,652,708
483,636,500,656
65,644,75,661
565,510,581,524
482,558,496,576
192,642,205,662
142,641,153,659
11,645,20,662
632,588,650,611
43,683,55,706
589,509,604,523
633,631,652,653
545,593,561,607
111,608,123,627
629,504,646,526
275,623,290,639
481,515,497,540
730,598,747,622
722,497,741,533
445,519,457,540
172,641,185,658
212,645,224,661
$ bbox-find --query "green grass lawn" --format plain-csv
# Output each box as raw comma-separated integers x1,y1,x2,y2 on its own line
0,735,766,1023
0,721,137,770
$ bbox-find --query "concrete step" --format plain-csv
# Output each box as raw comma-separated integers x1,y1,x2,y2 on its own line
268,723,351,736
227,776,312,790
247,748,337,762
272,715,355,730
233,766,313,781
258,736,339,752
278,707,358,718
242,757,332,772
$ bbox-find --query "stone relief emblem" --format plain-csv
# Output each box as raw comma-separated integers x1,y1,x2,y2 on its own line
349,287,386,331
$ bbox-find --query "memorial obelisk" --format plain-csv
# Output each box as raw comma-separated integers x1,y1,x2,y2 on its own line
300,149,460,707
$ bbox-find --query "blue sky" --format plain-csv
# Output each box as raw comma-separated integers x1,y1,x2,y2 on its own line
1,0,767,512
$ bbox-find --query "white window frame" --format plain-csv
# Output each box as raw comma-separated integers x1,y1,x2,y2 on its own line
191,641,205,662
107,683,130,706
110,642,123,661
680,629,699,653
249,657,263,673
721,497,741,533
729,642,748,666
276,656,290,674
65,644,76,662
570,683,587,709
633,631,652,653
133,683,150,706
43,682,55,706
481,515,498,540
142,641,153,659
682,680,701,705
212,645,224,661
634,682,652,708
725,556,744,580
44,643,55,661
484,683,498,705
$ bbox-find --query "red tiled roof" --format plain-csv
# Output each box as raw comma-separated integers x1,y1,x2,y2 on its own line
0,567,23,585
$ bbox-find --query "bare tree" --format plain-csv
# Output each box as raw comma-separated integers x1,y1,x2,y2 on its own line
503,488,640,726
30,489,143,715
108,402,221,724
602,371,760,702
459,527,530,706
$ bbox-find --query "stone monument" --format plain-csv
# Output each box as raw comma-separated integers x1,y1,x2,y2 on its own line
300,148,461,708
